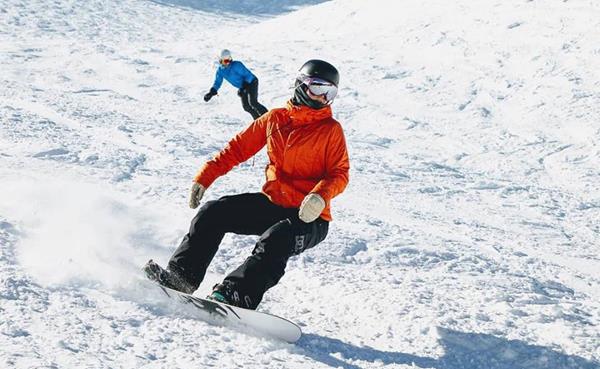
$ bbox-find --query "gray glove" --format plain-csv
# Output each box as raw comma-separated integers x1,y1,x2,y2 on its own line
189,182,206,209
298,193,326,223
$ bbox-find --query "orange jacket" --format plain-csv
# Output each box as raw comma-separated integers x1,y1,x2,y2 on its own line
194,100,350,221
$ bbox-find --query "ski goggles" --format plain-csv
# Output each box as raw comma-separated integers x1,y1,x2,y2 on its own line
220,58,232,65
297,75,338,102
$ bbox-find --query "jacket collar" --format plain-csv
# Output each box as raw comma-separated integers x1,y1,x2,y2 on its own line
286,100,332,126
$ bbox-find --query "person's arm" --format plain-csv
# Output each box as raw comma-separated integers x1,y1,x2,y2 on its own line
310,123,350,204
204,68,222,102
212,67,225,91
193,113,270,188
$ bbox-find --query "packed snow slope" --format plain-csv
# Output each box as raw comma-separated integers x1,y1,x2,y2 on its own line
1,0,599,368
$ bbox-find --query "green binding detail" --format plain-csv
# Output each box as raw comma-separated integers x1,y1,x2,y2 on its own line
211,291,227,303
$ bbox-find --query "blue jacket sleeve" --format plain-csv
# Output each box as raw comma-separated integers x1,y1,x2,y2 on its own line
212,68,224,91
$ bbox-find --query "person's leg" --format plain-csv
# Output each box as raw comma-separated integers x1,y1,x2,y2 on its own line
168,193,282,289
239,88,257,119
216,216,329,309
246,78,268,117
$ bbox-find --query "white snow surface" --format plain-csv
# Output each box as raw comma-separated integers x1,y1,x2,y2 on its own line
1,0,599,368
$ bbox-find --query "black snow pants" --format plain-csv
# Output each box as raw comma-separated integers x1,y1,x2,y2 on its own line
239,78,268,120
168,192,329,309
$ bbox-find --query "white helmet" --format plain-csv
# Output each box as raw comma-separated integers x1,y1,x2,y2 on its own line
219,49,232,62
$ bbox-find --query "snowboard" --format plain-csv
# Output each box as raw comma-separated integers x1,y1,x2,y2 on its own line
145,277,302,343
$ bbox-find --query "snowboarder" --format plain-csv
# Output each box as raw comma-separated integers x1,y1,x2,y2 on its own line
203,49,268,120
145,59,349,310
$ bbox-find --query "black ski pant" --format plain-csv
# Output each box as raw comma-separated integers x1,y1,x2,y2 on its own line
168,192,328,309
239,78,268,120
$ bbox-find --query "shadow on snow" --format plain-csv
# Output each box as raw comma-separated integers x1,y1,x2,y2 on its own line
147,0,330,17
298,328,598,369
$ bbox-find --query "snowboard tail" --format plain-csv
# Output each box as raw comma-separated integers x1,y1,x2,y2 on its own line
143,263,302,343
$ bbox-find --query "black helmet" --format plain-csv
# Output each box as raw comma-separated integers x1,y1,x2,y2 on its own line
298,59,339,86
293,59,339,109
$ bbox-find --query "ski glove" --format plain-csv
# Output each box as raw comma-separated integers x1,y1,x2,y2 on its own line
298,193,326,223
189,182,206,209
203,88,217,102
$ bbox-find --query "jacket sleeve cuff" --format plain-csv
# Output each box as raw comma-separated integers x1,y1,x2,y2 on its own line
193,166,215,189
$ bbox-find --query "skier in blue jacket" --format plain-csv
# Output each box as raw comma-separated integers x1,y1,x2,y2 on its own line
203,49,268,120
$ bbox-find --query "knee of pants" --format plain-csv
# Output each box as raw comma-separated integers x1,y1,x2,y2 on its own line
240,97,252,110
254,219,329,258
253,220,294,258
248,95,260,105
191,198,230,229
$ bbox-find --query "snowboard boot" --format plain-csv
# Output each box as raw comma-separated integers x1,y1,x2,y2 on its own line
143,259,196,295
207,283,232,304
207,282,254,309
